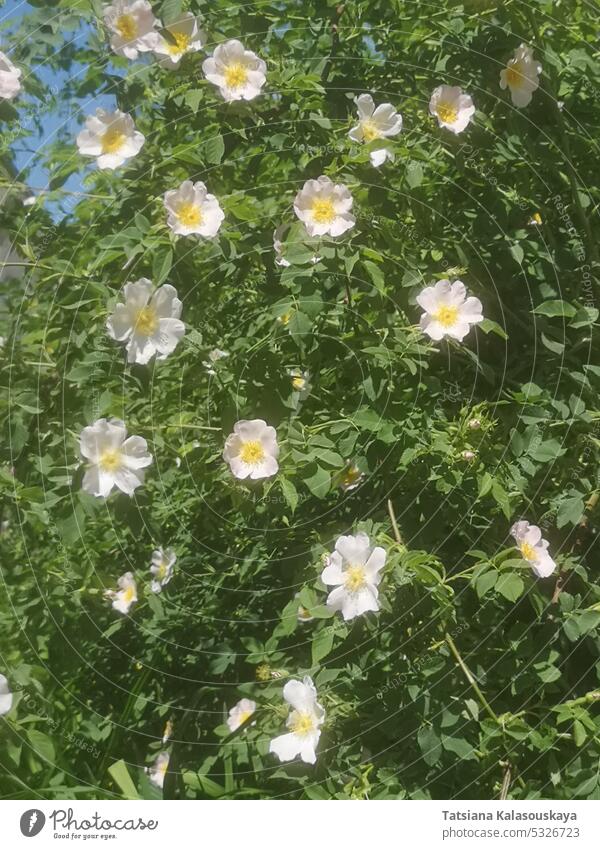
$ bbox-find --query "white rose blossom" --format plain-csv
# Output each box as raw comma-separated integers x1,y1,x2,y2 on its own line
429,85,475,134
223,419,279,481
103,0,160,60
226,698,256,732
76,108,145,170
294,175,355,238
269,676,325,765
349,93,402,167
154,13,205,66
202,39,266,102
147,751,170,789
0,51,21,100
79,418,152,498
150,547,176,593
163,181,224,238
416,279,483,342
105,571,138,615
106,279,185,365
510,521,557,578
321,532,387,621
0,673,13,716
500,44,542,108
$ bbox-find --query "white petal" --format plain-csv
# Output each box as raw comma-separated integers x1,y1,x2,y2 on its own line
269,732,302,762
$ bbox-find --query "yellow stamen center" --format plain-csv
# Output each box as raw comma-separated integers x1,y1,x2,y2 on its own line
520,542,536,561
311,198,336,225
506,61,525,88
240,440,265,465
157,562,168,580
122,585,135,603
436,101,458,124
345,564,367,593
166,31,191,55
101,127,126,155
134,305,159,336
362,119,381,142
238,710,253,725
342,468,361,488
292,376,306,390
177,202,203,227
224,63,248,89
279,311,292,326
99,449,122,472
434,305,459,328
289,711,315,736
116,14,137,41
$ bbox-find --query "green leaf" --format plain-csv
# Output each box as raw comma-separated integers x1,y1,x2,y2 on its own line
556,493,585,528
152,247,173,284
303,466,331,498
205,134,225,165
26,729,55,764
418,725,442,766
311,627,334,664
108,759,140,799
280,477,299,513
406,162,424,188
495,573,525,602
532,300,577,318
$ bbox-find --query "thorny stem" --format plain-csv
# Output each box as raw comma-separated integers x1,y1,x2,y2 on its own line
445,633,526,791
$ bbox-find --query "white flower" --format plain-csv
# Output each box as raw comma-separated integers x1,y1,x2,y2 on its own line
103,0,160,60
223,419,279,481
79,418,152,498
0,673,13,715
321,532,386,621
273,225,291,267
510,521,557,578
0,51,21,100
349,93,401,168
163,181,224,238
429,85,475,134
105,571,138,614
154,13,205,66
226,698,256,732
150,547,176,593
369,148,395,168
202,39,266,102
76,108,144,170
269,676,324,765
106,279,185,365
294,175,355,238
416,279,483,342
461,450,476,461
500,44,542,108
203,348,229,375
147,751,170,789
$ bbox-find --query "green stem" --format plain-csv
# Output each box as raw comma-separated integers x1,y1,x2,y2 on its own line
386,499,403,546
445,633,526,790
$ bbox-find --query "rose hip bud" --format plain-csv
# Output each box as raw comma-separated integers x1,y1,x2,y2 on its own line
468,418,481,430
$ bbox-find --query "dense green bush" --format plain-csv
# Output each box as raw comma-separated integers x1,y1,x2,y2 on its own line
1,0,600,800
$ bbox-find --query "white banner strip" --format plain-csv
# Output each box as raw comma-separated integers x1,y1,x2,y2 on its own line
2,800,600,848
